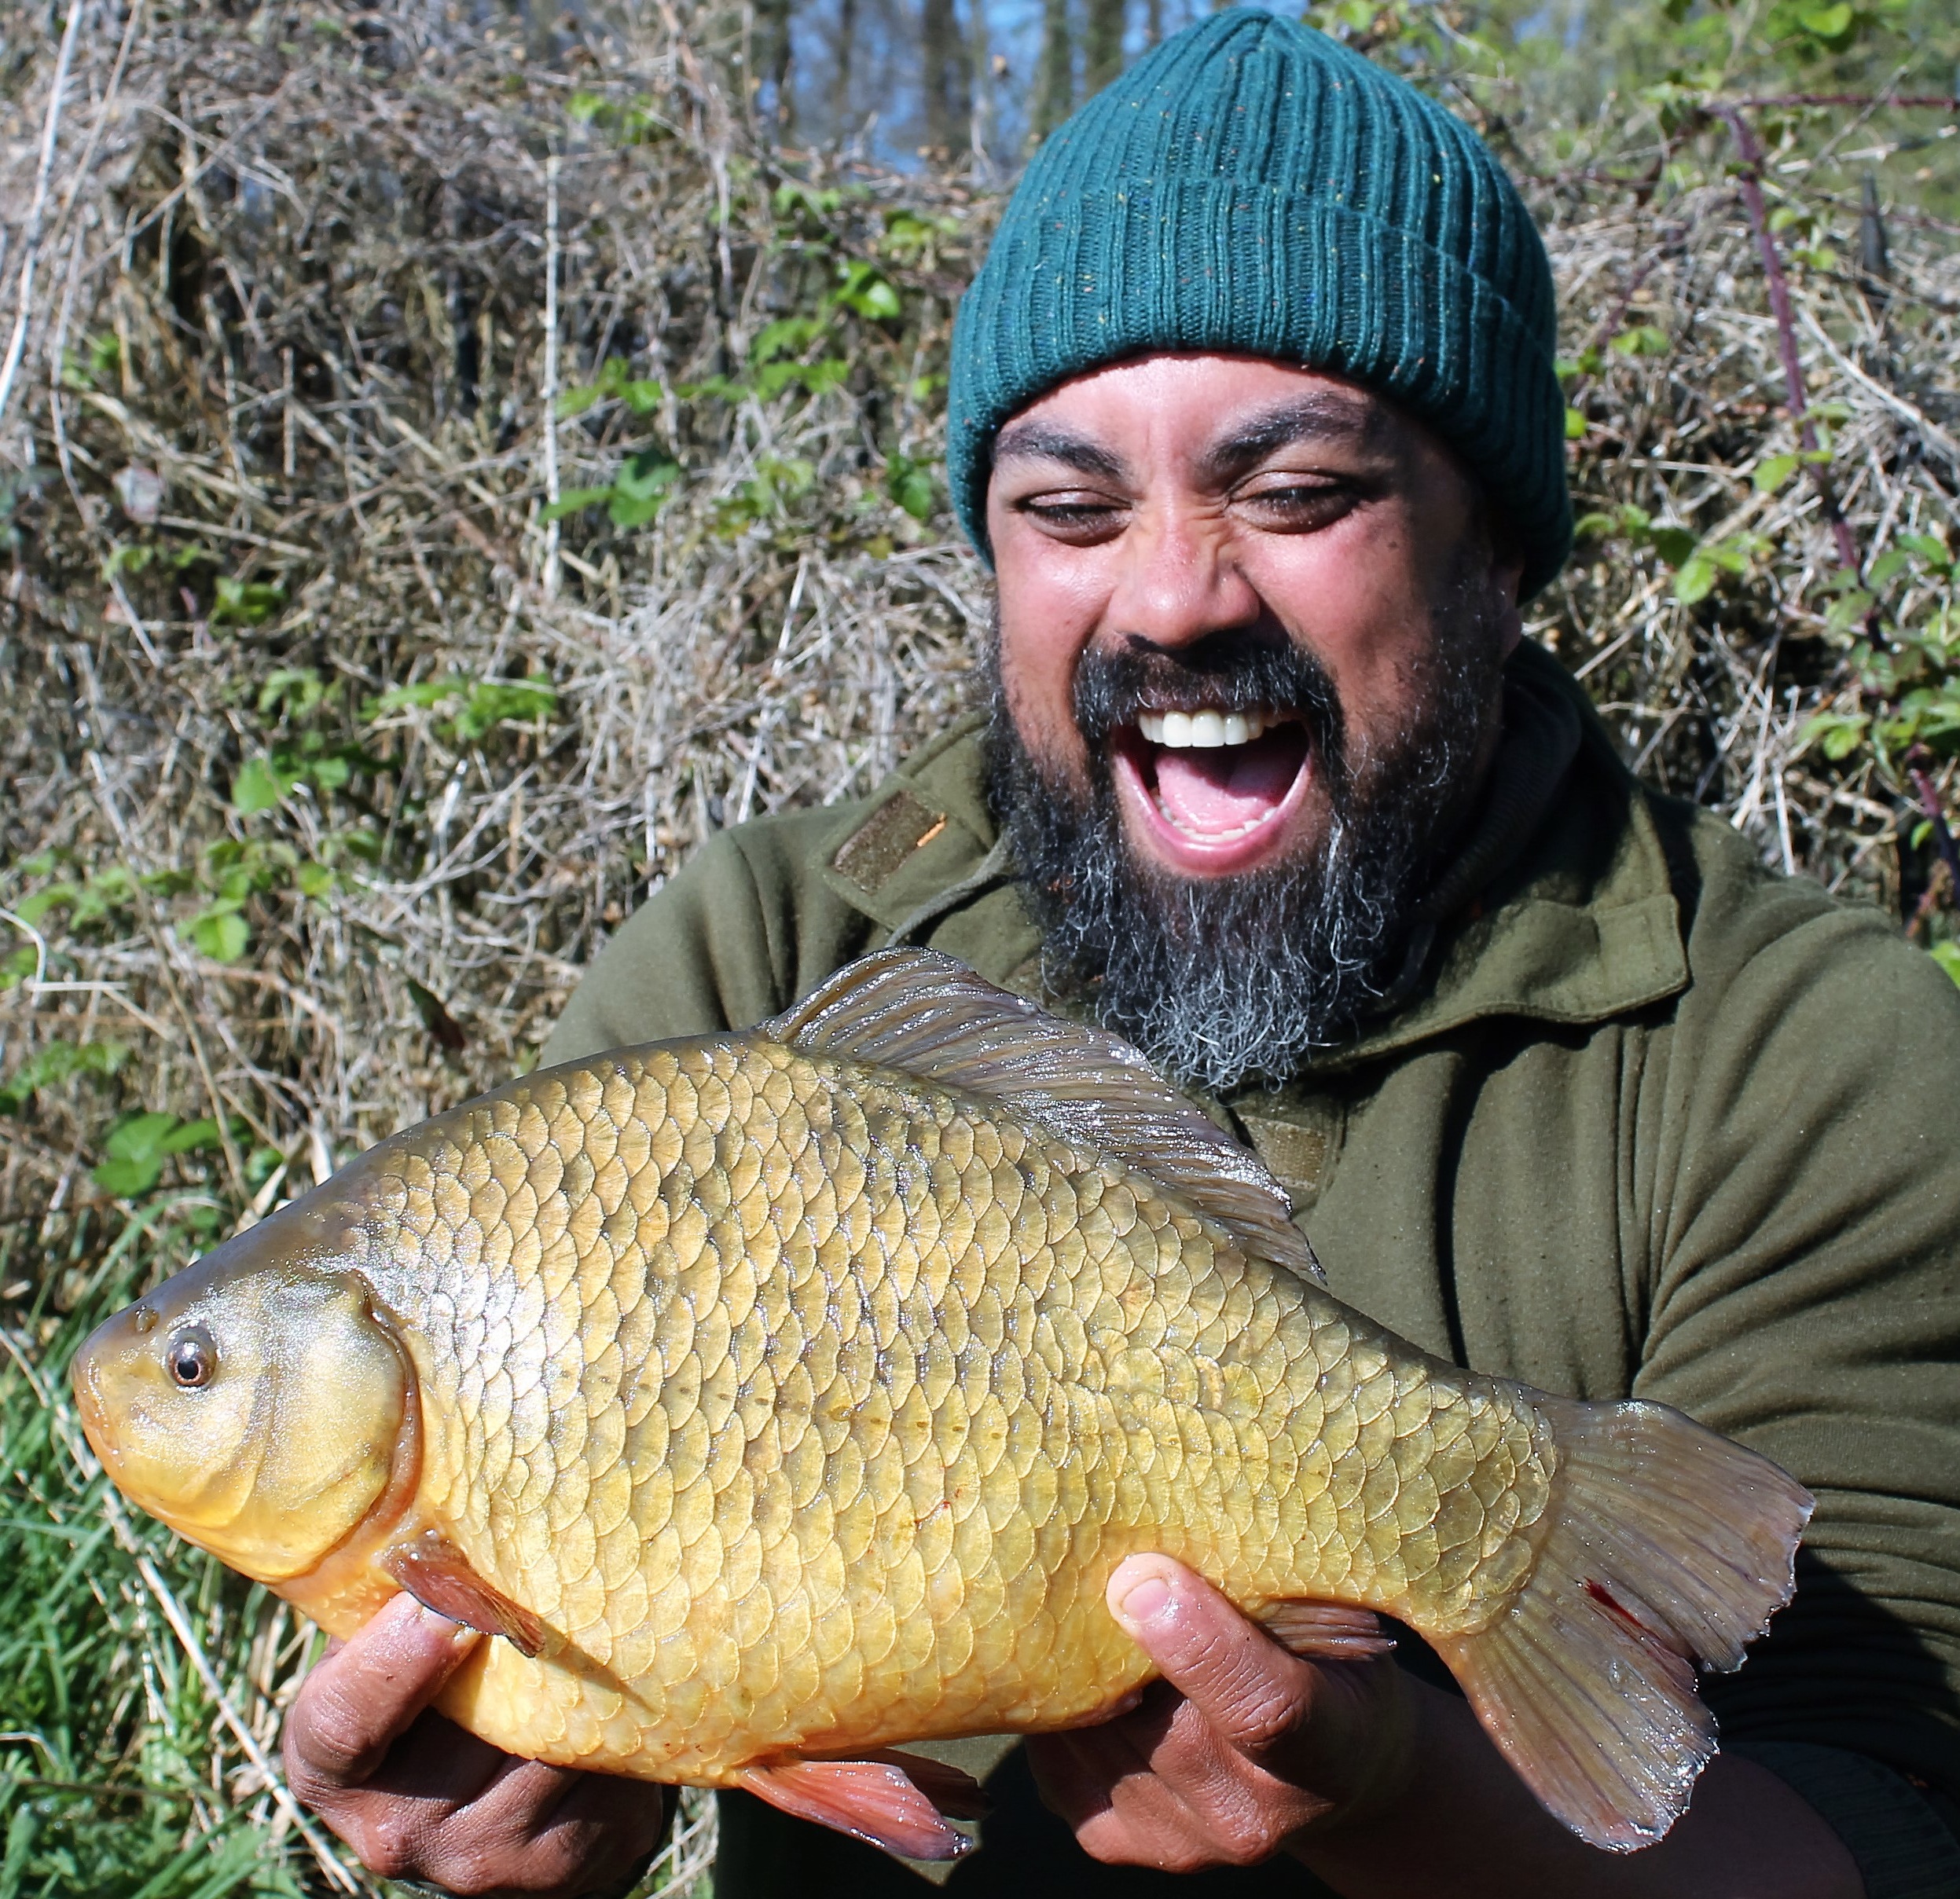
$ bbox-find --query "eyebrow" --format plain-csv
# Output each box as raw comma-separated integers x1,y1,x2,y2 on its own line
989,421,1128,482
990,392,1380,490
1195,395,1376,483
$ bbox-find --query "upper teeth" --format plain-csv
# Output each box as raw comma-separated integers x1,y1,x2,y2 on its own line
1138,709,1270,748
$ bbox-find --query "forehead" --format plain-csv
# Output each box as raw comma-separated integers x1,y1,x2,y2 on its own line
992,354,1407,472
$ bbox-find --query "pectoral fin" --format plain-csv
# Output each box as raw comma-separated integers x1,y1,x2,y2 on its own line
736,1754,982,1861
383,1532,545,1657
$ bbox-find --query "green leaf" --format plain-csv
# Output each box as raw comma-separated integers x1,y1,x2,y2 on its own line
1649,526,1698,566
539,486,615,523
1673,552,1719,603
1564,406,1588,441
209,576,286,627
1798,710,1870,759
1797,0,1852,35
230,757,290,814
188,906,250,962
886,456,937,523
751,317,827,366
829,262,901,321
1572,511,1616,541
452,676,558,742
1610,323,1670,358
605,451,681,529
1753,453,1800,494
259,665,329,719
0,1038,129,1115
295,861,335,900
1929,943,1960,988
92,1110,181,1195
91,1153,163,1197
159,1116,223,1156
1898,533,1953,572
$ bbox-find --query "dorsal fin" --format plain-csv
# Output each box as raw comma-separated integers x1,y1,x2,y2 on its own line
766,948,1324,1285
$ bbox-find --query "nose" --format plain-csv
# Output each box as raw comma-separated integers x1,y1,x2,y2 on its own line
1103,500,1265,652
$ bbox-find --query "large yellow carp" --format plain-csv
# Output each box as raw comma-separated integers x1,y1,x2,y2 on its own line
73,948,1809,1858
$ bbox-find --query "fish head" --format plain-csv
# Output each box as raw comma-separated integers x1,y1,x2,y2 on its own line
72,1231,413,1584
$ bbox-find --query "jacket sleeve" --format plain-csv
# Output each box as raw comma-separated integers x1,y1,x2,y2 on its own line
1631,849,1960,1885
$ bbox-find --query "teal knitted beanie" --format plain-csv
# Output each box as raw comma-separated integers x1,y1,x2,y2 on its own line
946,9,1572,597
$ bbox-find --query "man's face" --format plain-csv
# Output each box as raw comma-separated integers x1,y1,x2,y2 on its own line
982,353,1525,1091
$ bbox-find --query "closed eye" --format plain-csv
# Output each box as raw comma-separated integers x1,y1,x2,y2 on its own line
1231,478,1360,533
1015,492,1130,543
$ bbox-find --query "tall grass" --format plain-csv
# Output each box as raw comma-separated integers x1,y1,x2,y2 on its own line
2,1205,329,1897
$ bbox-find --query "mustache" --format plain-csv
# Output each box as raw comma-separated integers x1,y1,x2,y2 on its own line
1071,635,1347,768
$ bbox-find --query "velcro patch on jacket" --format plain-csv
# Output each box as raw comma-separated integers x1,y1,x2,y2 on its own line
831,790,949,895
1239,1115,1331,1201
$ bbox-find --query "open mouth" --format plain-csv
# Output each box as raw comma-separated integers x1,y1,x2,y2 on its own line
1110,706,1315,872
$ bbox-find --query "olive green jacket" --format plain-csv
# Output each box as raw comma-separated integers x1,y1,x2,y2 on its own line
545,643,1960,1899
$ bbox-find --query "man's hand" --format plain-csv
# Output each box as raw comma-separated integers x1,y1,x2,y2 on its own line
1026,1555,1412,1872
1033,1556,1867,1899
284,1593,667,1898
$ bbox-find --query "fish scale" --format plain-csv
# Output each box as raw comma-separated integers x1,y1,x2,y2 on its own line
333,1032,1556,1784
75,946,1812,1858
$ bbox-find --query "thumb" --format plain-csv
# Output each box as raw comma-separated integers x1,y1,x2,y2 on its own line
1107,1556,1318,1761
286,1593,484,1794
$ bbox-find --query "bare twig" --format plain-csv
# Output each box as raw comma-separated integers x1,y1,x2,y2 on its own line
0,0,86,431
1714,104,1863,578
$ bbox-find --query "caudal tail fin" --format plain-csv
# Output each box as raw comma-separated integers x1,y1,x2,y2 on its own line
1428,1395,1813,1853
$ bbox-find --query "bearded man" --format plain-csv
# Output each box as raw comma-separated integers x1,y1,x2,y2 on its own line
280,13,1960,1898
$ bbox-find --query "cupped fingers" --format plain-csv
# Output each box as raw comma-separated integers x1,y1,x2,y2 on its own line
1029,1729,1221,1875
409,1765,668,1898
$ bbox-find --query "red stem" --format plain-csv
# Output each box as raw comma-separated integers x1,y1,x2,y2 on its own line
1910,765,1960,896
1715,104,1863,576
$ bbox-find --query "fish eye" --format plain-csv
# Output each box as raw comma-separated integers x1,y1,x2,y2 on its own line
165,1327,217,1389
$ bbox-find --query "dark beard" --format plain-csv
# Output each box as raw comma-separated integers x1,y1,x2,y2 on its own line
983,616,1503,1094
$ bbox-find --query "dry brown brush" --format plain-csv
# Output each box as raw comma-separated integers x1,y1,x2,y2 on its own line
0,2,1956,1891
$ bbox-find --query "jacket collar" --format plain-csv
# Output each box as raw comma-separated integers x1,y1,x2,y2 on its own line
818,642,1690,1064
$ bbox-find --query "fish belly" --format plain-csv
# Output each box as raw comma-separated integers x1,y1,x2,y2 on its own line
368,1037,1551,1784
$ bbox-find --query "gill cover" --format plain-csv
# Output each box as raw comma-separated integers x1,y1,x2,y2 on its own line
72,1259,409,1583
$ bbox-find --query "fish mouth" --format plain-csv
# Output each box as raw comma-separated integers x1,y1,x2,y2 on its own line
70,1307,138,1474
70,1340,112,1461
1108,709,1316,876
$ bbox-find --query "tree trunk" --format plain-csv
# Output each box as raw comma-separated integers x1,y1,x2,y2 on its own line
1034,0,1074,144
1145,0,1162,49
751,0,794,137
830,0,857,145
1084,0,1125,96
923,0,971,159
968,0,997,171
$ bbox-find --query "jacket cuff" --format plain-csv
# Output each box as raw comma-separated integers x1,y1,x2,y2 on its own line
1734,1742,1960,1899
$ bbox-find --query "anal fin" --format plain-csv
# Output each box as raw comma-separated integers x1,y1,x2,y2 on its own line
736,1754,982,1861
1257,1600,1397,1660
383,1531,546,1658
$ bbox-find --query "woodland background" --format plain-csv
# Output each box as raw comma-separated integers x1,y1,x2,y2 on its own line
0,0,1956,1890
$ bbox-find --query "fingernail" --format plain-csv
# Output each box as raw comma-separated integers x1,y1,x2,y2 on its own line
1114,1571,1173,1630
